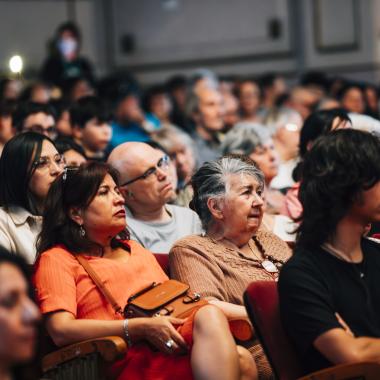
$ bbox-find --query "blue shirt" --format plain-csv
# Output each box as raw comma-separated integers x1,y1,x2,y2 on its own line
109,121,150,150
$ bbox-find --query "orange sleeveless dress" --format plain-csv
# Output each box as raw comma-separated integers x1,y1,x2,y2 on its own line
34,241,197,380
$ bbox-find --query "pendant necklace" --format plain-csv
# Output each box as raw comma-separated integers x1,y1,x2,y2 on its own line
322,243,365,279
247,237,285,279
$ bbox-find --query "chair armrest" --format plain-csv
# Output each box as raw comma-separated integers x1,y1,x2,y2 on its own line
42,336,127,373
298,361,380,380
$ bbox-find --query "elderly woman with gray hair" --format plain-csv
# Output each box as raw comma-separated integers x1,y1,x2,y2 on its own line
170,155,291,379
221,122,285,215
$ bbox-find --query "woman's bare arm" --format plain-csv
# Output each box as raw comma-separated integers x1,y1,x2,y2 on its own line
46,311,188,354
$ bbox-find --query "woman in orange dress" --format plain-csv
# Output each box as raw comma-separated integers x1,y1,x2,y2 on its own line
34,162,256,380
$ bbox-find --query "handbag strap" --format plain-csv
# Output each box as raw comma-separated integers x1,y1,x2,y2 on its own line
75,255,123,315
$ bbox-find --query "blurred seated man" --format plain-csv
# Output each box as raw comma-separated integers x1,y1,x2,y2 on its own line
186,86,224,167
12,102,57,140
108,142,202,253
152,126,197,207
71,96,112,161
279,129,380,375
222,91,240,133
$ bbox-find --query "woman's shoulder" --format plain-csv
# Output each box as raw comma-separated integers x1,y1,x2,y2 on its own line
0,206,20,222
0,207,11,224
171,234,210,250
37,245,78,266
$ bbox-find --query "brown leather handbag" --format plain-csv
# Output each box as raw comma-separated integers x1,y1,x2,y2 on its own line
75,255,207,319
124,280,208,318
75,255,252,341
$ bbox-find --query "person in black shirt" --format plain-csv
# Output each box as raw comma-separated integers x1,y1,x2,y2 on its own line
279,129,380,375
40,22,94,88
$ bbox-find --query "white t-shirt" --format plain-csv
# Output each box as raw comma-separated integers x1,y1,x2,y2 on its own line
125,204,203,253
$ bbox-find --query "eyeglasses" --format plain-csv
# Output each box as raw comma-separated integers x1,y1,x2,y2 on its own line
32,154,66,171
27,124,57,137
121,155,170,186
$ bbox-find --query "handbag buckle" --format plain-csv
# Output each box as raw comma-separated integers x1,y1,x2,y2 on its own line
155,305,174,317
183,292,201,304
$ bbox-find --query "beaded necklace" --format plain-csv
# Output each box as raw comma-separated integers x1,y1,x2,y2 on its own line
246,237,285,280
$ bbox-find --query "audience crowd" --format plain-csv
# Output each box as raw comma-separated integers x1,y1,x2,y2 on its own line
2,20,380,380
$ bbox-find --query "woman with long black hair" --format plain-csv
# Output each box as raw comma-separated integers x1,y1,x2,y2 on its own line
0,132,64,263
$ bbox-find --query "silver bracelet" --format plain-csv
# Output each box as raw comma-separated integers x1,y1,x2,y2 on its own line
123,319,132,347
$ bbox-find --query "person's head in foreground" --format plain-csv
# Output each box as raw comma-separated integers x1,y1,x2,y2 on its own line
279,129,380,376
34,161,257,380
0,247,40,379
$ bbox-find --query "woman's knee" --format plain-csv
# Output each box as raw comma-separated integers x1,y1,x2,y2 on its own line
194,305,229,334
237,346,258,380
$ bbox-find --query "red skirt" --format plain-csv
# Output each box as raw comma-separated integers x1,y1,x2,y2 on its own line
108,309,198,380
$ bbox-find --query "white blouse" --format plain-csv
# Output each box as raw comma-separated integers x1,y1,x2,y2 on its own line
0,206,42,264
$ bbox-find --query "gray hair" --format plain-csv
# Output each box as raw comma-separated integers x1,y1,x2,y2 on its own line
152,125,195,155
221,122,272,156
185,89,199,119
185,69,219,119
191,156,264,230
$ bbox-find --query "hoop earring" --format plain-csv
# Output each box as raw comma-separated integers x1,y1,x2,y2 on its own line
79,225,86,237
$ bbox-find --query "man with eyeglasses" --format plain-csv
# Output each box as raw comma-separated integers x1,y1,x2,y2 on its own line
108,142,202,253
12,102,57,140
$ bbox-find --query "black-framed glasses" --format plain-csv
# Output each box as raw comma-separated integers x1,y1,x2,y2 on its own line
121,155,170,186
32,154,66,171
27,124,57,137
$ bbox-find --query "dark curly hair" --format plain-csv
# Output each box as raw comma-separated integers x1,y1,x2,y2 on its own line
296,129,380,249
293,108,351,181
36,161,129,256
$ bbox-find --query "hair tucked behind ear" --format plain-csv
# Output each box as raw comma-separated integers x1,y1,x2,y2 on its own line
36,162,129,257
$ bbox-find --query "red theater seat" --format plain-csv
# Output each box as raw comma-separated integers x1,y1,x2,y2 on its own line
244,280,380,380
